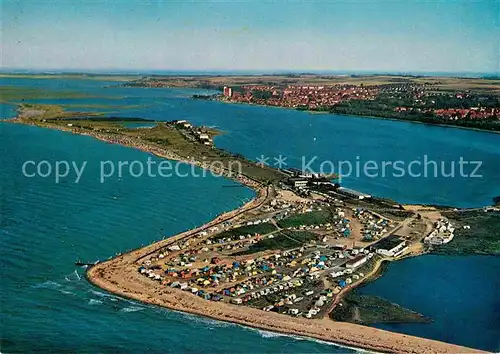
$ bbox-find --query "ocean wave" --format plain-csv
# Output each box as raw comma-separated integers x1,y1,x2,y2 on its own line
87,290,149,308
32,280,62,289
190,316,231,328
167,311,232,328
252,328,376,353
64,269,82,282
88,299,103,306
88,290,146,306
61,290,76,295
89,289,120,300
256,329,284,339
119,306,145,313
32,279,78,296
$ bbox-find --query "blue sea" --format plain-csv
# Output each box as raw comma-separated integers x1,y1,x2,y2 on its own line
1,77,499,352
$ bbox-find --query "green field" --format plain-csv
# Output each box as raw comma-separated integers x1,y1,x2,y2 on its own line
232,230,317,255
13,103,104,119
211,223,277,242
8,104,286,184
434,210,500,256
277,210,332,228
331,293,431,324
134,125,284,183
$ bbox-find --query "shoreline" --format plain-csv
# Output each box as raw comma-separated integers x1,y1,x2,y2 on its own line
86,246,483,354
5,116,487,353
5,117,264,189
323,247,427,316
217,99,500,135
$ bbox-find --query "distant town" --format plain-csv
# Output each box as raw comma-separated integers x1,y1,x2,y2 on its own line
221,83,499,121
125,74,500,132
218,83,499,131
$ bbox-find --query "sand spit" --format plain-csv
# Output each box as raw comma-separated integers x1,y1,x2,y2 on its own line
87,250,484,354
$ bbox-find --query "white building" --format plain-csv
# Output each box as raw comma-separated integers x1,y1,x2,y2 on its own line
337,187,371,200
289,178,309,188
424,219,455,245
345,254,368,269
375,236,407,257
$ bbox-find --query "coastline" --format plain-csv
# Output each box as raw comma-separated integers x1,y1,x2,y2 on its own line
324,246,427,316
86,234,482,354
5,116,488,353
217,99,500,135
5,118,263,189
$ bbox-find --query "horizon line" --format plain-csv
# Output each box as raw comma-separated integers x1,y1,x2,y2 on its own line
1,68,498,79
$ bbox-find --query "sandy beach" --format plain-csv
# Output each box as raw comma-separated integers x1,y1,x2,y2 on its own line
87,244,484,354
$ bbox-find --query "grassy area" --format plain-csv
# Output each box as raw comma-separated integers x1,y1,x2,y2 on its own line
211,223,278,242
131,125,284,183
233,230,317,255
1,90,137,117
64,116,153,122
36,117,155,131
331,293,431,325
10,104,286,184
370,208,414,221
59,103,142,110
278,210,333,228
434,210,500,256
16,103,102,120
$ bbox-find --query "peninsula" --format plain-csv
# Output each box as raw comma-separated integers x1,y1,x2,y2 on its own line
6,103,499,353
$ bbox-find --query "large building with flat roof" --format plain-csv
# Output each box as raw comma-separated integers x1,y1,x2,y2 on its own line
372,235,407,257
337,187,371,200
344,254,368,269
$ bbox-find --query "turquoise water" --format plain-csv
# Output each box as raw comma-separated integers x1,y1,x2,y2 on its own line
357,255,500,351
1,77,500,351
0,103,17,119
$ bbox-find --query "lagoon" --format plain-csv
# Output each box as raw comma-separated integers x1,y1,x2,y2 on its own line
357,255,500,352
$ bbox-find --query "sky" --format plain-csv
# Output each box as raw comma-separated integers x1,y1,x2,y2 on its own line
2,0,499,73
